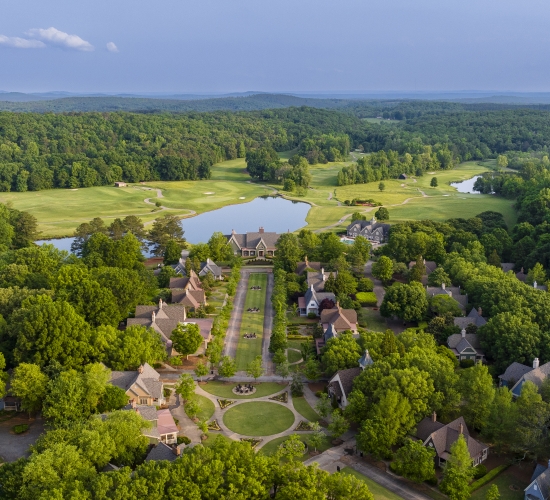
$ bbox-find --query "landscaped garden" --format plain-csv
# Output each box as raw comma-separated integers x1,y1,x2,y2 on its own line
235,272,268,371
223,402,295,436
259,434,333,460
341,468,404,500
193,394,215,421
200,381,287,399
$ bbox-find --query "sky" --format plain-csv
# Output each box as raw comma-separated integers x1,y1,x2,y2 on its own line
1,0,550,93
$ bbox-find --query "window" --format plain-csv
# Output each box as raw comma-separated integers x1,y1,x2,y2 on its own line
139,398,148,405
250,251,255,256
243,251,249,256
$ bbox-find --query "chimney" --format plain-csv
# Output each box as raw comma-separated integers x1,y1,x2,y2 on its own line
322,268,326,281
441,283,446,290
183,306,187,322
461,329,466,338
478,307,482,316
432,411,437,423
151,311,156,323
521,267,524,273
336,301,341,311
459,423,464,434
159,298,163,309
259,227,264,234
231,229,236,235
305,255,309,267
172,443,184,456
138,365,144,374
534,358,540,369
534,281,538,289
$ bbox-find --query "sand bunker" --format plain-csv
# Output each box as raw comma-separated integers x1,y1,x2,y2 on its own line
203,192,215,195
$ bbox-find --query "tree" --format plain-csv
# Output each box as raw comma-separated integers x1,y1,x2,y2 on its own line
440,435,475,500
10,363,49,415
379,182,385,191
277,434,306,461
274,233,302,273
218,356,237,379
148,214,185,256
348,236,372,268
185,397,200,419
431,177,438,187
175,374,195,401
194,361,209,382
497,154,508,169
102,324,167,370
391,439,436,483
526,263,547,286
171,323,203,359
304,358,321,381
307,422,325,452
371,256,394,283
273,349,287,365
208,232,233,262
328,410,349,440
322,332,362,375
316,393,332,419
487,249,501,268
163,239,183,265
427,267,451,287
246,355,264,381
485,484,500,500
380,282,429,322
276,360,291,380
375,207,389,220
290,372,304,396
157,265,180,288
97,385,129,413
482,387,514,452
458,363,495,430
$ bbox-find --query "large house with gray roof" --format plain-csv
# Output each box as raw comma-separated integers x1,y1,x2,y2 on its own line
199,258,223,280
499,358,550,397
298,285,336,317
226,227,280,257
307,269,337,292
447,329,485,363
453,307,487,330
346,216,390,243
296,256,321,276
169,270,207,309
525,461,550,500
328,349,373,409
109,363,165,407
426,283,468,310
415,413,488,467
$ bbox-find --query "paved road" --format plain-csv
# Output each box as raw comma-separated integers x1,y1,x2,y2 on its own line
262,272,275,375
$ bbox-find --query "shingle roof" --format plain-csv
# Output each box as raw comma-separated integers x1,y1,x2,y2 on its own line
324,323,336,343
200,259,222,277
498,362,533,383
136,405,159,421
512,362,550,396
296,260,321,276
110,363,163,400
307,270,337,292
447,333,482,350
330,367,362,397
358,349,374,368
304,285,335,308
320,306,357,332
426,285,468,308
531,467,550,500
157,408,178,435
226,230,280,249
145,442,179,462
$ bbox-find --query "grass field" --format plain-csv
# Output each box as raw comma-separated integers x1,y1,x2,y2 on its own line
259,433,333,458
223,402,295,436
200,381,286,399
202,433,234,447
470,472,526,500
192,394,216,421
292,396,320,422
340,467,404,500
361,308,388,332
235,273,268,371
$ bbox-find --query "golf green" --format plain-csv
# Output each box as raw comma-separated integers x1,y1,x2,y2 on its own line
223,402,295,436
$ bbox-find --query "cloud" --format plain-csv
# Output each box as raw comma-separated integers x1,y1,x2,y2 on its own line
106,42,118,53
0,35,45,49
26,27,94,51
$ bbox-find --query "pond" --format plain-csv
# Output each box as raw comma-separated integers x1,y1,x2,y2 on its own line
450,175,483,194
36,196,310,252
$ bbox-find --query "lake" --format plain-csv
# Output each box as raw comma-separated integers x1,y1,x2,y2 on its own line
36,196,311,252
450,175,483,193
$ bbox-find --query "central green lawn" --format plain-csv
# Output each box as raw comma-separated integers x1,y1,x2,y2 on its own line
235,273,268,371
193,394,215,421
260,434,333,459
292,396,320,422
223,402,295,436
341,467,404,500
470,472,526,500
200,381,287,399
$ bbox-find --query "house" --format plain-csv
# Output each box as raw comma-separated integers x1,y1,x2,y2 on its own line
516,267,527,282
133,405,178,445
109,363,165,406
145,442,184,462
346,216,390,243
199,258,223,280
307,268,337,292
500,358,550,397
114,182,127,187
501,263,515,273
415,414,489,467
399,173,408,180
1,395,21,412
426,283,468,310
296,256,321,276
226,227,280,257
447,329,485,362
408,258,437,275
315,304,358,354
174,249,190,275
328,349,373,409
524,461,550,500
169,270,207,309
534,281,548,292
453,307,487,330
298,285,336,317
127,299,213,356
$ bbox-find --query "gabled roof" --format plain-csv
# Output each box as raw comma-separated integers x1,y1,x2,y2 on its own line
324,323,336,343
145,442,179,462
171,289,206,308
225,230,280,249
110,364,163,400
447,333,482,351
329,367,362,398
527,465,550,500
200,258,222,277
296,260,321,276
453,308,487,329
511,362,550,396
157,408,179,435
346,219,390,235
426,285,468,308
320,306,357,332
358,349,374,369
307,270,337,292
169,270,202,292
498,362,533,383
304,285,336,307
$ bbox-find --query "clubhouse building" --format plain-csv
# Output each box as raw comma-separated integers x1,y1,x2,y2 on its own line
226,228,280,257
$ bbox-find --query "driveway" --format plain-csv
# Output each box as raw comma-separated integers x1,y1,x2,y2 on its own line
0,414,45,462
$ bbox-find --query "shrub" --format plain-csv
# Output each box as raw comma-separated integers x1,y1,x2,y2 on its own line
307,312,317,319
163,387,172,398
170,356,183,367
358,278,374,292
460,359,475,368
177,436,191,445
473,464,487,479
356,292,378,306
153,362,163,369
469,464,509,492
12,424,29,434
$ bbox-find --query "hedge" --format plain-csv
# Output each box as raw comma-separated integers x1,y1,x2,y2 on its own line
356,292,378,307
287,335,313,340
469,464,509,493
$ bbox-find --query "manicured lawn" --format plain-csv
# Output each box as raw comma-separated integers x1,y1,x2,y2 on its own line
223,402,295,436
292,396,320,422
260,434,333,459
202,433,234,447
235,273,268,371
341,467,404,500
288,349,303,364
200,381,287,399
360,308,387,332
470,472,526,500
193,394,215,421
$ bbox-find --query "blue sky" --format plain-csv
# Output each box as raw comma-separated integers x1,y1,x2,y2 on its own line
1,0,549,93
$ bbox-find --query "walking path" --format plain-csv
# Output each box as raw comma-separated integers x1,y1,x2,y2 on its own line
168,391,202,444
262,272,275,375
223,270,250,358
287,348,303,366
